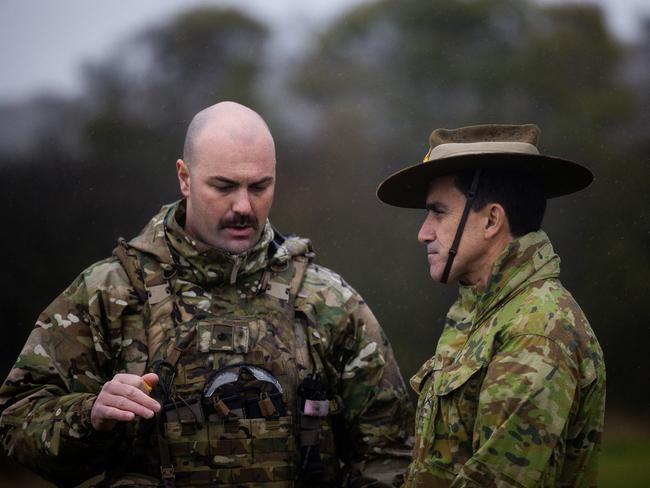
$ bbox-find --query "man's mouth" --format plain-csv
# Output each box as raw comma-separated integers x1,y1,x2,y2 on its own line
225,225,253,238
427,249,442,264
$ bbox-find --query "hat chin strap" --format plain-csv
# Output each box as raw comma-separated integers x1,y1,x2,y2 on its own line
440,169,481,284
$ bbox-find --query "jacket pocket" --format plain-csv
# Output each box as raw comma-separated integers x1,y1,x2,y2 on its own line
434,358,485,397
423,358,485,476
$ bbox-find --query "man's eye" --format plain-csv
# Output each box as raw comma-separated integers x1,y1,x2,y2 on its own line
250,184,268,193
214,185,234,192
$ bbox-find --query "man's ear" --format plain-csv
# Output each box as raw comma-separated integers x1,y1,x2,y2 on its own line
484,203,507,239
176,159,191,197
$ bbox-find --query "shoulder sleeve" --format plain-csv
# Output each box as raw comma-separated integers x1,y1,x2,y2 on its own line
297,265,415,486
0,257,140,486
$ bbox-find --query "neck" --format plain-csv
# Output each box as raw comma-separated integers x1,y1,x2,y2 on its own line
459,232,513,290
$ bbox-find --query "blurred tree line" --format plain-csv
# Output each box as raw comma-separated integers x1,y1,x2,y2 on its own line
1,0,649,438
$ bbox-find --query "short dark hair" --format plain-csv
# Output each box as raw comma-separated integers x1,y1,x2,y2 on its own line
453,169,547,237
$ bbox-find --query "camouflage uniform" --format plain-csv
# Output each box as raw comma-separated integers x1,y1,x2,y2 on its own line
404,231,605,487
0,201,414,488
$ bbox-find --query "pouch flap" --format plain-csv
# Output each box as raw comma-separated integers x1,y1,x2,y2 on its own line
434,358,484,396
409,353,449,394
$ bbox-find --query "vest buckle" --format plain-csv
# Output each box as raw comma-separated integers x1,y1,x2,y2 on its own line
160,465,175,480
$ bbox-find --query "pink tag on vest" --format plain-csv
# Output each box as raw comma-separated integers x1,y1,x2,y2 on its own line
303,399,329,417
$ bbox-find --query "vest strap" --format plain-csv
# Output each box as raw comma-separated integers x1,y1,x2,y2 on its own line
157,418,176,488
112,239,147,302
289,256,309,299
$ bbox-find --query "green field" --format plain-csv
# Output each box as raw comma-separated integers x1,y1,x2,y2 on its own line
599,438,650,487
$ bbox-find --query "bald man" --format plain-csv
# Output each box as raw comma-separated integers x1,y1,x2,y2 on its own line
0,102,414,488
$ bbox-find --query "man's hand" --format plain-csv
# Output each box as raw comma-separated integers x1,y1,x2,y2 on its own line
91,372,161,432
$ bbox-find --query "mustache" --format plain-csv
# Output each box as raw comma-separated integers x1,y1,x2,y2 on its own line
219,213,259,230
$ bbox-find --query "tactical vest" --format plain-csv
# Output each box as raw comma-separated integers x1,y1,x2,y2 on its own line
108,237,341,488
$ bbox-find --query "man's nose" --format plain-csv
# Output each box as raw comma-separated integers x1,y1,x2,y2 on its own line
232,189,253,215
418,215,435,244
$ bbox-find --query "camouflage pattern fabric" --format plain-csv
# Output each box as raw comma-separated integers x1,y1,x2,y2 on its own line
0,200,414,487
404,230,605,488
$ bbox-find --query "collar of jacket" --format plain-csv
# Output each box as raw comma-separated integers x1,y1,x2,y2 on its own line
462,230,561,326
128,200,274,287
165,200,274,286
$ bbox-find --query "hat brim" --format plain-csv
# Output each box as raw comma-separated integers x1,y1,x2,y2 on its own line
377,153,594,209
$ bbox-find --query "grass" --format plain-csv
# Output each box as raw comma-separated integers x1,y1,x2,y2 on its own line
599,438,650,487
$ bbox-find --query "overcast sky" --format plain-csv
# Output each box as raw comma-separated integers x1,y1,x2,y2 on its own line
1,0,649,104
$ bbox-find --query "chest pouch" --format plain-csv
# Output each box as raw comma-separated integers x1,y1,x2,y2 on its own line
159,363,296,486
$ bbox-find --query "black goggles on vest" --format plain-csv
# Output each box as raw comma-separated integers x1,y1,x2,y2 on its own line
203,363,285,419
203,364,283,398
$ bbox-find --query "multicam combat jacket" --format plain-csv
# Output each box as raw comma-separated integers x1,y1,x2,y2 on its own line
404,231,605,488
0,201,413,487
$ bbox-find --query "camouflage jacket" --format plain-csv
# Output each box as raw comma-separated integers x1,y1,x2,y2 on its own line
404,231,605,488
0,201,413,487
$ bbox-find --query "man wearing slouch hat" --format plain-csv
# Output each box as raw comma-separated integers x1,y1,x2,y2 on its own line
377,124,605,487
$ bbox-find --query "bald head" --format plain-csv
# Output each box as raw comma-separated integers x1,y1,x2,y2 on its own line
176,102,277,254
183,101,275,170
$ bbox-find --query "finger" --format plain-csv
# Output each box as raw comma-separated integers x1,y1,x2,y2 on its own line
103,382,160,412
142,373,159,393
112,373,161,402
112,372,149,387
94,403,137,423
100,392,157,419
